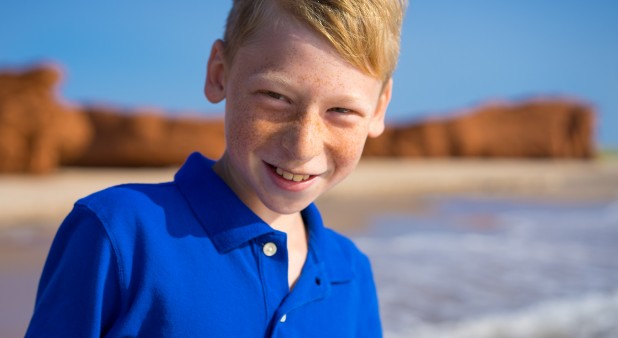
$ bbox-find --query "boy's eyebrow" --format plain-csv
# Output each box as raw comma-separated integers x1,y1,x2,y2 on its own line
250,72,370,103
249,70,294,88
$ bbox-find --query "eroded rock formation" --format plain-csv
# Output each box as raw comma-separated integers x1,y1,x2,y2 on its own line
65,107,225,167
363,100,595,158
0,65,92,173
0,65,224,174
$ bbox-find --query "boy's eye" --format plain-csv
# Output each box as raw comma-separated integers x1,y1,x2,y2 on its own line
328,107,352,114
264,91,286,101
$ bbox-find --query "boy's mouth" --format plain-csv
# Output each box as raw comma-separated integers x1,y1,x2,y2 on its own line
275,167,311,182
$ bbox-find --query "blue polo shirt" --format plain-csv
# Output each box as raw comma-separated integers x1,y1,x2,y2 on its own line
26,152,382,337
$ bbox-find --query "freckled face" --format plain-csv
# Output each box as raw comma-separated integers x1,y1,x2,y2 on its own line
205,11,391,218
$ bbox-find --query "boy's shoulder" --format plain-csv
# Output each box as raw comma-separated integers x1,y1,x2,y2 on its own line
73,181,182,230
77,181,175,212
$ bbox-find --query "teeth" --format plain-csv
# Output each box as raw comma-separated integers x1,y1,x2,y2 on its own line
275,167,311,182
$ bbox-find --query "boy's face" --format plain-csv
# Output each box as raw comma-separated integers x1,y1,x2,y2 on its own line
205,7,392,218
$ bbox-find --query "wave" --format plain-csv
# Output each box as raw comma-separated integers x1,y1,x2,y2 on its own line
354,196,618,337
388,290,618,338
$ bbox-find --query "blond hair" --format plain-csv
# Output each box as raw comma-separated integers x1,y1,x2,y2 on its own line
223,0,407,81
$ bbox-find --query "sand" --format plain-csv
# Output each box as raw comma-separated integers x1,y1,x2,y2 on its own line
1,158,616,231
1,159,617,337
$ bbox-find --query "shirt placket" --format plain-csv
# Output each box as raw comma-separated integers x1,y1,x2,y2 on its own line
256,232,290,326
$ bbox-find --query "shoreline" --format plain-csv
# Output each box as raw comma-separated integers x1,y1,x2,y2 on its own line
1,158,617,231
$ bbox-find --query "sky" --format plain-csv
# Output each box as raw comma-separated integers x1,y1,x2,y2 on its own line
1,1,617,148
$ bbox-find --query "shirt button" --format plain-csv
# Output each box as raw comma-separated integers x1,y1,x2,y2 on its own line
280,314,287,323
263,242,277,257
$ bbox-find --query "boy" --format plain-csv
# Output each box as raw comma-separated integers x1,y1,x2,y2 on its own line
26,0,407,336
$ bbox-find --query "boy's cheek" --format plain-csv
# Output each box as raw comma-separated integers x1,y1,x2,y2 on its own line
225,115,283,153
327,128,371,161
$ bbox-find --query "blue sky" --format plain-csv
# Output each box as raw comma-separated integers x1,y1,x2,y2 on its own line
2,1,617,148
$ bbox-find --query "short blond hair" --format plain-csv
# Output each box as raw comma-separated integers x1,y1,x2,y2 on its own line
223,0,407,81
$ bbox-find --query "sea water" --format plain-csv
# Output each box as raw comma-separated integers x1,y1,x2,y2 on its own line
353,196,618,338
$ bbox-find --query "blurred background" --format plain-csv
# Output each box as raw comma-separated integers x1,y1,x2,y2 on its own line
1,0,617,149
1,1,617,337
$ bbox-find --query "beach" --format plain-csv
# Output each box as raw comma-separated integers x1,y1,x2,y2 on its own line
2,158,617,230
1,159,617,337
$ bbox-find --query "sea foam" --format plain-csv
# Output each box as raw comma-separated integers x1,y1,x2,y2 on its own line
354,196,618,337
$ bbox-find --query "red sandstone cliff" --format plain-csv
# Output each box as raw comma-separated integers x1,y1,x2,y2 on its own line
0,64,597,174
0,65,225,173
65,106,225,167
0,65,92,173
363,100,595,158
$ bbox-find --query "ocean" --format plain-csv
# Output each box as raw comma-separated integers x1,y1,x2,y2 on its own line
354,196,618,338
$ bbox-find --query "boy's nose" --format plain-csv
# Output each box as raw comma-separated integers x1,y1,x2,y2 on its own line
281,112,323,161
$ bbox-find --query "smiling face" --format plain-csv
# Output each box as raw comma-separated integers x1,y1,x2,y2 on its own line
205,6,392,220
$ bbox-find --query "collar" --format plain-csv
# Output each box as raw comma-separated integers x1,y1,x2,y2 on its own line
303,203,355,283
175,152,354,283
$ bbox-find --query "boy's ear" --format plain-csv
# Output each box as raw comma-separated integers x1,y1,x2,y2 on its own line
367,78,393,138
204,39,227,103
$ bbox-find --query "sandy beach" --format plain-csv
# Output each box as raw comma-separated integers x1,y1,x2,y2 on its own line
2,158,617,229
1,159,617,337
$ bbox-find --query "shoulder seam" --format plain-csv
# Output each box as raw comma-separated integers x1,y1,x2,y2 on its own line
73,203,127,302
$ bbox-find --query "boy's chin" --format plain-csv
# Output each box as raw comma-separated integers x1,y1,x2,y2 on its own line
261,196,314,216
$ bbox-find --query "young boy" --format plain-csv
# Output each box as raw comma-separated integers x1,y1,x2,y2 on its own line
26,0,406,336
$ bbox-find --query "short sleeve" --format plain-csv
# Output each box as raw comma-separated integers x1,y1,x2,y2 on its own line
25,204,122,337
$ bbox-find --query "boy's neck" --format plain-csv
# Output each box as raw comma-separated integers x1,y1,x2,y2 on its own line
267,211,304,233
271,212,308,290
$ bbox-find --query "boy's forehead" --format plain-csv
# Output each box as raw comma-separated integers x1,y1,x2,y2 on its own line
232,34,383,104
238,24,355,79
235,7,376,82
